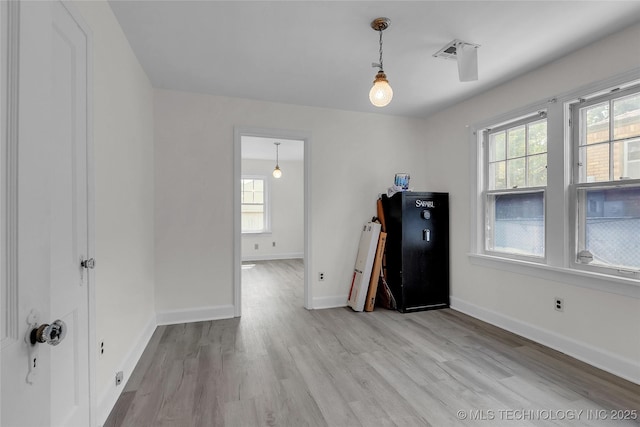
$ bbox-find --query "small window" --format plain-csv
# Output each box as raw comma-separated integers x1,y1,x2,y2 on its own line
483,113,547,259
241,177,269,233
572,85,640,275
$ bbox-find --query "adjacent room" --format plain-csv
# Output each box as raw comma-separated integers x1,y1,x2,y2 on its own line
1,1,639,426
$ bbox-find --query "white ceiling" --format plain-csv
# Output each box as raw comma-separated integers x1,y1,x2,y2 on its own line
241,136,304,161
109,1,640,120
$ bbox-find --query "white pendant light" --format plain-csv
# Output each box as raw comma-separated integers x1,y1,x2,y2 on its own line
272,142,282,178
369,18,393,108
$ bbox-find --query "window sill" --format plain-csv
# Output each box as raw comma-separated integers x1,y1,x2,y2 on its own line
468,253,640,299
241,231,272,236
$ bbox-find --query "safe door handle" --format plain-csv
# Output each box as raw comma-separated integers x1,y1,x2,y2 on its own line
423,229,430,242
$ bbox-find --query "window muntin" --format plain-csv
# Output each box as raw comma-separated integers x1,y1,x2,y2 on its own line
484,113,548,259
241,177,269,233
573,85,640,275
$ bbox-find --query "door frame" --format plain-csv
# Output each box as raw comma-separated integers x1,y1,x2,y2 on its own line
74,0,98,422
233,127,312,315
1,1,97,425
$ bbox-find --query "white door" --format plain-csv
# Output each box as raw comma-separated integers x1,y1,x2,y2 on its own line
1,1,92,426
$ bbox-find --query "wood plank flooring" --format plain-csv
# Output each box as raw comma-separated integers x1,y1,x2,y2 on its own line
105,259,640,426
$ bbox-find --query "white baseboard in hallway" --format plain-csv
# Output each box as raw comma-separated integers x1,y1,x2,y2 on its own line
156,304,235,325
242,252,304,262
450,296,640,385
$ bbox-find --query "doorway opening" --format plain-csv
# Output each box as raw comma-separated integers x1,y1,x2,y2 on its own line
233,128,312,317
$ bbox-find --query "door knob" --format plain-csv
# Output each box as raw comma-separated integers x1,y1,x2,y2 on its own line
29,320,67,346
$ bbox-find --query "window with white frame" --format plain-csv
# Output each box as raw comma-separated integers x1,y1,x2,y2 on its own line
483,112,548,258
571,86,640,274
473,75,640,288
241,176,270,233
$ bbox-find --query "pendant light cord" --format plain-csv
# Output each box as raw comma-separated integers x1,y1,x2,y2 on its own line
378,30,384,72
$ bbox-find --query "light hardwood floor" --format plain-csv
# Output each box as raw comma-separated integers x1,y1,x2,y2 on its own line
105,259,639,426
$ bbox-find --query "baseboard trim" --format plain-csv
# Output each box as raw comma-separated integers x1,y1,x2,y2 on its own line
450,296,640,385
242,252,304,262
97,313,156,427
313,295,347,310
156,304,235,325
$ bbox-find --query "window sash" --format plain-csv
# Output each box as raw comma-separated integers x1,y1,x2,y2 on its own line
484,188,546,260
572,85,640,184
484,112,548,191
572,181,640,277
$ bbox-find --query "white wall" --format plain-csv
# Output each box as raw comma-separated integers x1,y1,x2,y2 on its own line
154,91,428,313
417,23,640,382
72,2,156,423
241,158,304,261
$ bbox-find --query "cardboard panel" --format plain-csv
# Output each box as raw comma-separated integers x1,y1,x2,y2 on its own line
347,222,381,312
365,232,386,312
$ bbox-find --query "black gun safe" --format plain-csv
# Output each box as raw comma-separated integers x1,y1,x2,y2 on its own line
382,191,449,313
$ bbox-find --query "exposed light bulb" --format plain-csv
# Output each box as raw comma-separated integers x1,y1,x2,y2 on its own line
369,71,393,107
272,142,282,178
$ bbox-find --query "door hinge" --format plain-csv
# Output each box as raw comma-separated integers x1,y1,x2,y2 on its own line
81,258,96,269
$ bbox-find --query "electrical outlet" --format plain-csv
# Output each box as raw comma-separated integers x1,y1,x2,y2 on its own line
554,297,564,312
319,272,325,281
254,243,259,250
99,340,105,358
115,371,123,386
